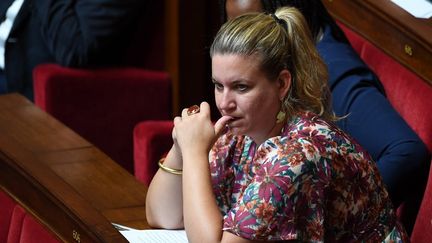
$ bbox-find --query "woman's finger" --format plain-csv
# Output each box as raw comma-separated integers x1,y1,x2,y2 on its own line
214,115,233,136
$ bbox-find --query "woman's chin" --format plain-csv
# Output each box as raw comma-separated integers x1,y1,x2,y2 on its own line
228,126,246,136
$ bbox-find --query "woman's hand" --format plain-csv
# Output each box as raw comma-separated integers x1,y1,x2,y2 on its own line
173,102,214,155
173,102,232,157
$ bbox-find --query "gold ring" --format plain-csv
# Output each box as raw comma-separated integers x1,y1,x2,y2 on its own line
187,105,200,116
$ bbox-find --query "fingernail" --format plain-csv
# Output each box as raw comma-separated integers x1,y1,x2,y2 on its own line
223,124,230,134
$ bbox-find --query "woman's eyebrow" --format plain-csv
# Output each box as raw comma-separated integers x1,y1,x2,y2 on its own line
212,77,250,85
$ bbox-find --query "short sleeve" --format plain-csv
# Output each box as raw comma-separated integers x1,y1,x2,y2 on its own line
222,137,329,241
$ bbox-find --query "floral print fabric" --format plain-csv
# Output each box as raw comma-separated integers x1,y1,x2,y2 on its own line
209,112,408,242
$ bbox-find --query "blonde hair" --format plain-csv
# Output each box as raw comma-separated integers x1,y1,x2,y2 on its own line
210,7,335,121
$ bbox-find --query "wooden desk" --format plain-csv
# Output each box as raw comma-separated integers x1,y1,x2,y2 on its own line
0,94,149,242
323,0,432,86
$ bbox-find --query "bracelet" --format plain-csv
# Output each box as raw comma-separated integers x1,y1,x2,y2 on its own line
158,157,182,175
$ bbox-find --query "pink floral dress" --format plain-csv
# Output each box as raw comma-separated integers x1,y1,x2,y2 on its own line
209,111,409,242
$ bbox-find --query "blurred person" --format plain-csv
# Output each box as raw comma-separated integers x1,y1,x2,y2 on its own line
0,0,148,100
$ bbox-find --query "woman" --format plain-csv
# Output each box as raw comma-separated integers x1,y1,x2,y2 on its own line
146,7,408,242
221,1,431,229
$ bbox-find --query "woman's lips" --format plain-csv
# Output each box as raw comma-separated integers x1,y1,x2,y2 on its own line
227,117,240,126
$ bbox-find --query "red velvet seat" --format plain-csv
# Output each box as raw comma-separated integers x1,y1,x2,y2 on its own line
357,34,432,240
411,164,432,242
134,120,173,185
33,65,171,174
0,190,60,243
32,1,172,174
338,24,432,152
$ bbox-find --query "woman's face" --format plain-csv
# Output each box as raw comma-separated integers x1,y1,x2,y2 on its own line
212,54,284,142
226,0,263,20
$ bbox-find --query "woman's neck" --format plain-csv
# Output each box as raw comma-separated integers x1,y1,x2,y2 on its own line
252,120,286,145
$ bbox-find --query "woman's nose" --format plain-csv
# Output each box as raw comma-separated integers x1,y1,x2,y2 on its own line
218,91,235,112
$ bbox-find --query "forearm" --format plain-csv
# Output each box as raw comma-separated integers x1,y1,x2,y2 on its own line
145,146,184,229
182,152,224,243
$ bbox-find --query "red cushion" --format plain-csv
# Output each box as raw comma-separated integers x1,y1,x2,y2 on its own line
360,42,432,152
7,205,26,243
33,64,172,173
19,214,60,243
411,163,432,242
0,191,15,243
344,27,432,240
1,191,59,243
134,120,173,185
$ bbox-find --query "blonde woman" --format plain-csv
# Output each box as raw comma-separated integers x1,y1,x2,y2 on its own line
146,7,408,242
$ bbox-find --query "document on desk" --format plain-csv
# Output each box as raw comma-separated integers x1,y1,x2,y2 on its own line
120,229,188,243
112,223,188,243
391,0,432,18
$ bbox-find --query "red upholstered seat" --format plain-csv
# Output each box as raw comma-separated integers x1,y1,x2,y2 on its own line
32,1,172,174
0,191,60,243
0,190,15,242
33,64,172,173
338,22,432,152
360,42,432,152
134,120,173,185
340,22,432,240
412,164,432,242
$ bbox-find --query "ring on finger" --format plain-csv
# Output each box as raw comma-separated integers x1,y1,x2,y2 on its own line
187,105,200,116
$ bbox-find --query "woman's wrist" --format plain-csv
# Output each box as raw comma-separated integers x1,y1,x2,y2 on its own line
160,145,183,170
158,157,182,175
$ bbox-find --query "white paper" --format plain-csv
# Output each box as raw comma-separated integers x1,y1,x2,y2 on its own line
112,223,188,243
391,0,432,18
120,229,188,243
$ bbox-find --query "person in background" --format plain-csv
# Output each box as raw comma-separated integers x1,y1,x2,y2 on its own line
0,0,148,100
221,0,431,230
146,7,408,242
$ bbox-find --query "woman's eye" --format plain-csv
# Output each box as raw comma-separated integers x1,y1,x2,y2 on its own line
236,84,248,92
214,83,223,91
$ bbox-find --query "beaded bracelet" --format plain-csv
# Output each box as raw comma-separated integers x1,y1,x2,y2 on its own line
158,157,182,175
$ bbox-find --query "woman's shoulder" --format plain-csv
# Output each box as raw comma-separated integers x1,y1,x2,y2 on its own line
277,111,365,159
283,111,338,138
253,112,333,169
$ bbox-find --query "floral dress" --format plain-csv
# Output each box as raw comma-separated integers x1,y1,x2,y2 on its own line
209,111,409,242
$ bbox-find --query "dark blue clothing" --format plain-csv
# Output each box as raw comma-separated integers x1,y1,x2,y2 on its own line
0,69,6,94
317,25,431,208
0,0,147,100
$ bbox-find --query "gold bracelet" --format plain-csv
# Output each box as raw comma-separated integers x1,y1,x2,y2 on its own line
158,157,182,175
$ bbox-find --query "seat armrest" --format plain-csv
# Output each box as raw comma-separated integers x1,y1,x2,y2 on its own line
134,120,173,185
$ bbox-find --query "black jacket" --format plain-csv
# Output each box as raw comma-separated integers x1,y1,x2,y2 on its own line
0,0,145,100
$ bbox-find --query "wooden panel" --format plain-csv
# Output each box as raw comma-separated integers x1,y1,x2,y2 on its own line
323,0,432,86
164,1,220,115
0,94,149,242
164,0,180,115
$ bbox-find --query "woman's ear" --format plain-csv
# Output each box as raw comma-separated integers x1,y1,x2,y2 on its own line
277,69,292,100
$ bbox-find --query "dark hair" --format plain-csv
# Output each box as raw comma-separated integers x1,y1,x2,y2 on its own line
219,0,348,43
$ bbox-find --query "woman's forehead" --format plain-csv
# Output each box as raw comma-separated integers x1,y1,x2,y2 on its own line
212,54,260,72
212,54,265,82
